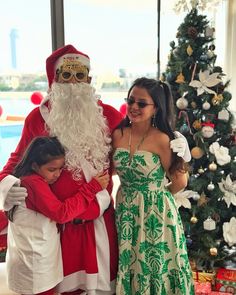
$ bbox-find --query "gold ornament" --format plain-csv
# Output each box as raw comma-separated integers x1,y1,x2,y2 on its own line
175,72,185,84
187,45,193,56
209,247,218,256
209,162,217,171
190,216,198,224
191,147,204,159
197,194,209,207
192,120,202,130
212,94,223,106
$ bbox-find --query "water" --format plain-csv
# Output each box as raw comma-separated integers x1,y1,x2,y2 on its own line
0,91,126,170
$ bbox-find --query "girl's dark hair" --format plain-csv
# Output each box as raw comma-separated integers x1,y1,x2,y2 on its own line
8,136,65,222
117,77,185,174
13,136,65,178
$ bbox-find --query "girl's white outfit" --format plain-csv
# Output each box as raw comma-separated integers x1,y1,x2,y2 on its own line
7,204,63,294
6,173,106,294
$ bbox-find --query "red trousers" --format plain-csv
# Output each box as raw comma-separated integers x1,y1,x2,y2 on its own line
61,290,84,295
34,288,55,295
22,288,84,295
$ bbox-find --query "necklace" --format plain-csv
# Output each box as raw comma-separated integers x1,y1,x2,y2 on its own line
128,127,150,164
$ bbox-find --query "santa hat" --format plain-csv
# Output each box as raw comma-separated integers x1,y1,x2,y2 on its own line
46,44,90,87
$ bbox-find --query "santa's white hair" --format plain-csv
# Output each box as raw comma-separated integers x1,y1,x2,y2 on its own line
45,82,111,179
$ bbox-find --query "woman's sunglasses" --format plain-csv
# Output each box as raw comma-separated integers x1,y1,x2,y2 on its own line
124,97,154,109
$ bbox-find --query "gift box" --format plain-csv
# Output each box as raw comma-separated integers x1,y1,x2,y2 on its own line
193,270,216,285
194,281,212,295
210,292,232,295
215,268,236,294
0,246,7,262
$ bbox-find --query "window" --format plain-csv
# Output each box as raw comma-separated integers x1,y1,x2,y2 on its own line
64,0,157,108
0,0,51,169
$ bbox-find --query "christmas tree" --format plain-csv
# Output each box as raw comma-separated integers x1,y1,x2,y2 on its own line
163,6,236,270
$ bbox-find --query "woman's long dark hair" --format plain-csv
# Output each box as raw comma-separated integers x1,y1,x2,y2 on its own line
8,136,65,222
117,77,185,174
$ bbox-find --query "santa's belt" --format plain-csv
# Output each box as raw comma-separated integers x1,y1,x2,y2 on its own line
71,218,89,225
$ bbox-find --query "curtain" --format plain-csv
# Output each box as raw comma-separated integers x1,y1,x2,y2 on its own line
225,0,236,112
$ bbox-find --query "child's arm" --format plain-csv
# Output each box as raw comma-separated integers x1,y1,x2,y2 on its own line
21,175,105,224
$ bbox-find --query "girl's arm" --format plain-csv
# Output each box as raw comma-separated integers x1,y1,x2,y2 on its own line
22,175,104,224
158,133,188,195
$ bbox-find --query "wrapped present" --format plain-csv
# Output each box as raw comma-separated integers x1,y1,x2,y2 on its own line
194,281,212,295
215,268,236,294
210,292,232,295
193,270,216,285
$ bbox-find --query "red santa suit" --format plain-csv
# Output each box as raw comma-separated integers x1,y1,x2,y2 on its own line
0,100,123,294
7,173,104,294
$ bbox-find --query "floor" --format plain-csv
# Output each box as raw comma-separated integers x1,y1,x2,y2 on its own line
0,263,18,295
0,176,120,295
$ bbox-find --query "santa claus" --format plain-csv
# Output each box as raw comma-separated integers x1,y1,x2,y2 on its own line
0,44,191,295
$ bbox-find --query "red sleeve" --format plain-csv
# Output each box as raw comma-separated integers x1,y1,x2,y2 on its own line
22,175,103,224
0,108,46,181
98,100,123,132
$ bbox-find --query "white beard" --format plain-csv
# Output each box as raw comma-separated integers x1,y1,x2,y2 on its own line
45,82,111,179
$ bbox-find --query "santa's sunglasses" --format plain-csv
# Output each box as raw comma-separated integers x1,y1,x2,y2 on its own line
61,70,87,82
124,97,154,109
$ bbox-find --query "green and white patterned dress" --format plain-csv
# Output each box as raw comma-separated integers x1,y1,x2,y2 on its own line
113,148,194,295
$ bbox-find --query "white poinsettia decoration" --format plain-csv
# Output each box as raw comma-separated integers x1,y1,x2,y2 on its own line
174,0,221,13
189,70,221,96
223,217,236,247
209,142,231,166
174,189,200,209
219,175,236,208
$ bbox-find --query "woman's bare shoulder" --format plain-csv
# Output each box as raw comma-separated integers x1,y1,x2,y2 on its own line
112,127,130,147
151,128,170,146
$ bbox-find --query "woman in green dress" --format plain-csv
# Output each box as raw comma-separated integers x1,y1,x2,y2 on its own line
112,77,194,295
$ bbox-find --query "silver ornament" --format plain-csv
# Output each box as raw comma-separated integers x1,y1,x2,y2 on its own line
176,97,188,110
207,182,215,191
202,101,211,110
203,217,216,231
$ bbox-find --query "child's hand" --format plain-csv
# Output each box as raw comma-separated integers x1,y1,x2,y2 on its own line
94,171,109,190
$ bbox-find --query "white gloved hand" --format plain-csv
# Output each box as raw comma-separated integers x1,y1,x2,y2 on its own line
170,131,191,162
4,185,28,211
